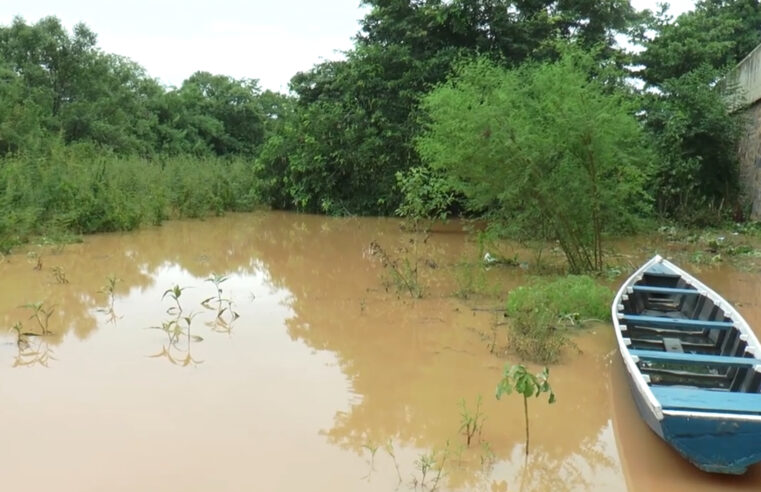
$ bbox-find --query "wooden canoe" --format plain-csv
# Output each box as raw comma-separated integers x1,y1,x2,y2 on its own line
613,255,761,474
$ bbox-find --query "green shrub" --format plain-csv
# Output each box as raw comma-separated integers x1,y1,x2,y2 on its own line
507,275,612,321
504,275,613,363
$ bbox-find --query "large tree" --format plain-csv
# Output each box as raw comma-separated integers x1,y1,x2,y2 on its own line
634,0,761,221
259,0,640,214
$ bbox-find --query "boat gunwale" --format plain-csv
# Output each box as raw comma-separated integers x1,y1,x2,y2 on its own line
612,254,761,422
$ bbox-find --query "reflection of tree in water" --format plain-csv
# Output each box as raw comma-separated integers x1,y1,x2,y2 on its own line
0,212,278,351
231,214,622,490
0,211,624,489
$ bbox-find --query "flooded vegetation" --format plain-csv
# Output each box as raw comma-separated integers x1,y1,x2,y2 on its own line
0,212,759,491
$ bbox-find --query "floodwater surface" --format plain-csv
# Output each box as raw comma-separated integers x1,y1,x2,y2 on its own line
0,212,760,491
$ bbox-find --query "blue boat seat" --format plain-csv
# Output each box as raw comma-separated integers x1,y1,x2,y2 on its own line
621,314,733,330
650,385,761,414
630,349,761,367
633,286,699,295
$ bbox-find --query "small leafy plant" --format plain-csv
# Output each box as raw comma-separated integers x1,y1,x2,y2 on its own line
495,364,555,456
162,284,190,314
97,274,120,322
21,301,55,335
369,240,423,298
458,395,485,447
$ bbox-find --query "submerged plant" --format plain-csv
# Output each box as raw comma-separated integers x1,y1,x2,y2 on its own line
202,273,229,307
20,301,54,335
384,439,403,487
495,364,555,456
369,240,423,298
458,395,485,447
51,266,69,284
8,321,36,350
162,284,190,314
411,445,448,492
148,313,203,367
97,274,120,322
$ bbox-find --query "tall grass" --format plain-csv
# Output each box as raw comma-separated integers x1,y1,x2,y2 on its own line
0,147,262,252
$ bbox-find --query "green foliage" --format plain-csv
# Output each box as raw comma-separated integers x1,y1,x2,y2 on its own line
0,17,271,158
395,166,455,222
458,395,485,447
417,52,652,273
260,0,638,216
20,301,55,335
0,150,261,252
632,1,761,224
495,364,555,456
506,276,613,322
369,240,423,299
504,276,612,363
637,0,761,86
642,66,744,223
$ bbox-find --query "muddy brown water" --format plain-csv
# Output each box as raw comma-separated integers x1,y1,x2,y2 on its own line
0,211,760,491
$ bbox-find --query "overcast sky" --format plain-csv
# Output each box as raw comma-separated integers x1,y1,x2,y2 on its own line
1,1,696,92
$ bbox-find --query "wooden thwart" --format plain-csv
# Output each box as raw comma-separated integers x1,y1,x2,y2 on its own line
621,314,733,330
650,386,761,414
633,285,700,295
631,349,761,367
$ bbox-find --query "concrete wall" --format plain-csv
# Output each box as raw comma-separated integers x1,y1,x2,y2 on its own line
729,44,761,219
737,102,761,219
728,43,761,107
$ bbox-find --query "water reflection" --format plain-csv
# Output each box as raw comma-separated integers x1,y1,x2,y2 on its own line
11,334,55,368
0,212,760,490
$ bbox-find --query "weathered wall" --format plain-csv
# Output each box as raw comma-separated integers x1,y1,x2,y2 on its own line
737,101,761,219
729,44,761,219
729,43,761,107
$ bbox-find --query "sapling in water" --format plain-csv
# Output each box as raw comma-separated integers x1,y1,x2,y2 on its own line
495,364,555,456
458,395,485,447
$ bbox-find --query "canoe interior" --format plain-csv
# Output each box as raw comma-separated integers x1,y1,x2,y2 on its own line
619,267,761,406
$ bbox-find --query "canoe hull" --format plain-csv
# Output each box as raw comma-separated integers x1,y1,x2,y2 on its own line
627,373,761,474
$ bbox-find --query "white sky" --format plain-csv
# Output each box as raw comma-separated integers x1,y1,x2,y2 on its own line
1,1,696,92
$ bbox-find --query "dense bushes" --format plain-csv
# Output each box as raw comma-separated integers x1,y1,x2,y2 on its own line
0,147,261,252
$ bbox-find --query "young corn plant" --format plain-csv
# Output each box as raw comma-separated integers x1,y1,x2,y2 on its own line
495,364,555,457
97,274,120,322
162,284,190,314
21,301,55,335
202,273,239,329
202,273,229,308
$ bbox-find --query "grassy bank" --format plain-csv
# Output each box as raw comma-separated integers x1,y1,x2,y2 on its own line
0,149,261,252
